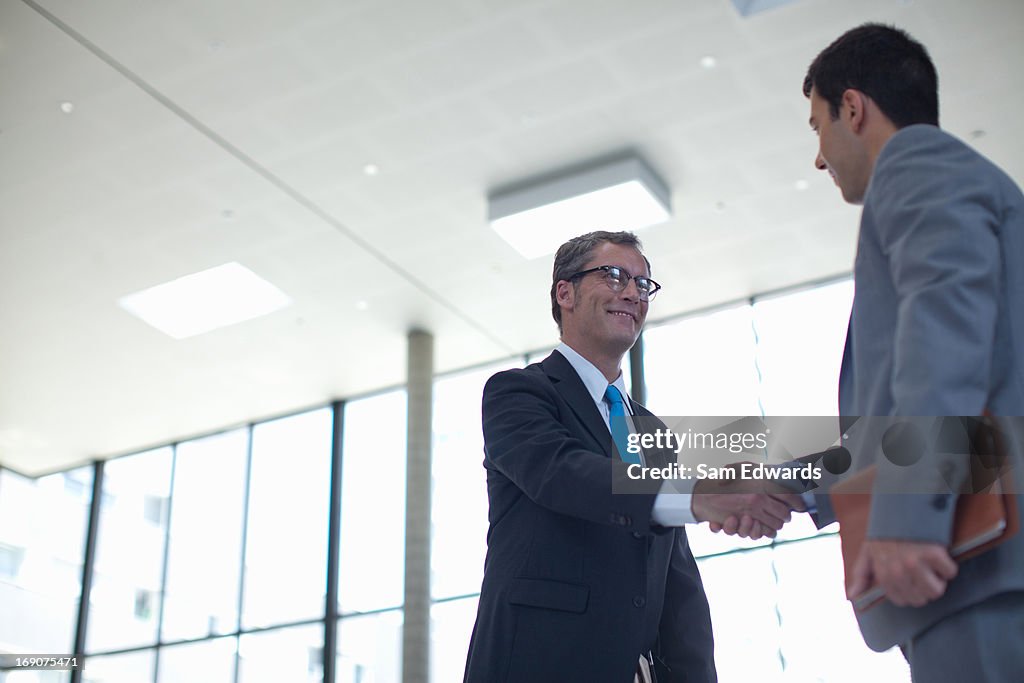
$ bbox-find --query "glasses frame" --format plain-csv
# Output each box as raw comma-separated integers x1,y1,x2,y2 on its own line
567,265,662,301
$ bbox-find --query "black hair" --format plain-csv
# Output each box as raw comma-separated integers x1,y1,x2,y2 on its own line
803,23,938,127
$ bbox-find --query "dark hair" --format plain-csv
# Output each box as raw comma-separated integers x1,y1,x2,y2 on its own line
550,231,650,332
803,23,938,127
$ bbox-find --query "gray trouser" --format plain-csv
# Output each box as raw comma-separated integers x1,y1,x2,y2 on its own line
905,591,1024,682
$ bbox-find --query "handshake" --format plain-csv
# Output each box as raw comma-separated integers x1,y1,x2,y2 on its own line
690,462,810,540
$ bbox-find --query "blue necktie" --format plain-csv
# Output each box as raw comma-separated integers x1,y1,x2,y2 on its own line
604,385,641,464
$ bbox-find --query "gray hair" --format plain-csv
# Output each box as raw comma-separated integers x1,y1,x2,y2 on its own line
549,231,651,333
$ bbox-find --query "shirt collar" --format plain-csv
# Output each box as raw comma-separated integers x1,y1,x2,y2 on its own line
555,342,630,410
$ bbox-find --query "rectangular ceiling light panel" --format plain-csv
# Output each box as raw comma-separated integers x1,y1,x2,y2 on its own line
489,155,671,259
118,262,292,339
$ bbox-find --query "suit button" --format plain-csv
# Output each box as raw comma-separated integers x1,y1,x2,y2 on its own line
632,531,644,539
931,494,951,510
633,596,646,608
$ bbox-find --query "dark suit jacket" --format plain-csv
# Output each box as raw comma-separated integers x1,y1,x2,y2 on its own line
463,350,716,683
819,125,1024,650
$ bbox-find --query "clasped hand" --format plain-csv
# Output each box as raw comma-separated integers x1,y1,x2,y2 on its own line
691,463,805,540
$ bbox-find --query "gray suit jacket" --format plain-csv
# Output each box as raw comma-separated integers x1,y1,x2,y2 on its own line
823,125,1024,650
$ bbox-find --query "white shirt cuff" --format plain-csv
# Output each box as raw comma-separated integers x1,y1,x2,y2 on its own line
651,479,697,526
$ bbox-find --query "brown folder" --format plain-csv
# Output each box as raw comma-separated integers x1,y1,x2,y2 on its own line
831,464,1018,612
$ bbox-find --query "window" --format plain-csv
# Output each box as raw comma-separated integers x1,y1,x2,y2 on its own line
431,360,518,601
0,466,93,654
161,429,248,642
238,624,325,683
87,448,172,653
335,612,402,683
81,650,154,683
243,409,332,629
157,636,236,683
338,391,407,614
644,304,761,416
753,280,853,416
0,542,24,579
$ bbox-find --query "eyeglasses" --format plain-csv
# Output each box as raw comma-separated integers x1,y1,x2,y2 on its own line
567,265,661,302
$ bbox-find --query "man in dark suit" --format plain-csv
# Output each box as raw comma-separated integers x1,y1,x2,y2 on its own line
463,231,803,683
801,24,1024,681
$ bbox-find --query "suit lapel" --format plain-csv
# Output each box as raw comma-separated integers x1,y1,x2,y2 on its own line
541,351,614,457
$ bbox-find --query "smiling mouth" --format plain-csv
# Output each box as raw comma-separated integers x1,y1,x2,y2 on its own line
608,310,636,323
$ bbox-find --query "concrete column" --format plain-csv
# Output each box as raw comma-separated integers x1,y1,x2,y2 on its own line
403,329,433,683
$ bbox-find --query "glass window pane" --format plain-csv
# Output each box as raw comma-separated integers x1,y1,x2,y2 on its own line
432,362,517,600
88,449,173,653
430,597,479,683
697,549,786,683
162,430,248,641
686,522,772,558
243,409,332,629
238,624,323,683
339,391,406,614
157,636,237,683
643,304,761,416
0,466,92,655
81,650,155,683
0,671,70,683
753,280,853,416
772,537,911,682
336,611,402,683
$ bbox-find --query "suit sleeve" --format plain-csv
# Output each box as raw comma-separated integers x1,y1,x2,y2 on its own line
482,369,662,533
866,132,1003,542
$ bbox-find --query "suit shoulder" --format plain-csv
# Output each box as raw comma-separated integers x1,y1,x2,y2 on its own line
483,362,550,394
879,126,1015,185
871,125,1022,209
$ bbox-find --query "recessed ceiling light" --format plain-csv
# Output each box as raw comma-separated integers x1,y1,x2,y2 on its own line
355,300,370,311
363,163,380,176
59,101,74,114
221,209,235,220
488,154,671,259
794,179,810,191
970,129,986,140
715,201,727,213
208,40,226,52
118,262,292,339
699,56,717,69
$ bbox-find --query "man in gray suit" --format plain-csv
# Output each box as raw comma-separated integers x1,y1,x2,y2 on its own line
803,23,1024,680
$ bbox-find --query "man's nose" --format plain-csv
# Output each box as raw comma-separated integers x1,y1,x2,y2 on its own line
620,277,641,301
815,153,827,171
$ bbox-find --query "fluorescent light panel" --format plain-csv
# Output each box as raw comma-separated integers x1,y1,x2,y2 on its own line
489,155,671,259
118,262,292,339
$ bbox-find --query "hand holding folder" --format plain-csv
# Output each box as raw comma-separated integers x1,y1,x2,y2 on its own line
831,464,1018,611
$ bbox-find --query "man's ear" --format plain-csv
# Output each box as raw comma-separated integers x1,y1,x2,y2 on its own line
842,89,867,133
555,280,575,315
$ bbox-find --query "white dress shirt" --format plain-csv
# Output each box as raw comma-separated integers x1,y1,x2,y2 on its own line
556,343,696,526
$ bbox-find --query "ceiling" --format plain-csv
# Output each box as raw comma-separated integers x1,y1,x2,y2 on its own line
2,0,1021,476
